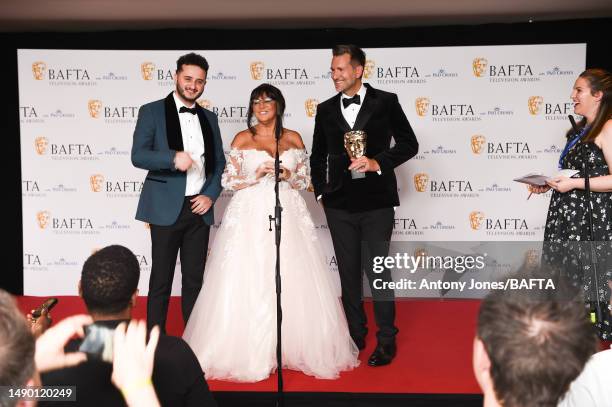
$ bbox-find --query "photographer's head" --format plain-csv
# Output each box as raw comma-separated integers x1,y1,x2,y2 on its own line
473,268,598,407
79,245,140,320
0,289,38,406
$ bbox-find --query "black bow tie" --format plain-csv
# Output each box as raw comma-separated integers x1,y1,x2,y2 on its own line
179,106,197,115
342,94,361,109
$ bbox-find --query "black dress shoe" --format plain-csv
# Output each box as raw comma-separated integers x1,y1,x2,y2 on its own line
367,342,396,367
352,337,366,350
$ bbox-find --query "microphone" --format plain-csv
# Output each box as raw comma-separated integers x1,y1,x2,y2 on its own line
568,115,579,135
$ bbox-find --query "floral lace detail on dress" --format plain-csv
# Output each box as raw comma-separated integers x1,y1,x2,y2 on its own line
287,149,310,190
221,149,258,191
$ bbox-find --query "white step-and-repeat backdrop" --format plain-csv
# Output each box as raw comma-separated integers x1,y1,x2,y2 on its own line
19,44,585,295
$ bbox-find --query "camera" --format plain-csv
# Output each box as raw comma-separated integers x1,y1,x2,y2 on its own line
79,324,115,363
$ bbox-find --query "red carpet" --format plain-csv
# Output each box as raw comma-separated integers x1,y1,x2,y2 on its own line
16,296,482,394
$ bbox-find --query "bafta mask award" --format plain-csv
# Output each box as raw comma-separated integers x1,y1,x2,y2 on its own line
344,130,367,179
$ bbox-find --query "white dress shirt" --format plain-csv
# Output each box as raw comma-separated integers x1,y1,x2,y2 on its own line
340,84,367,129
173,92,205,196
316,84,377,201
340,84,382,176
558,346,612,407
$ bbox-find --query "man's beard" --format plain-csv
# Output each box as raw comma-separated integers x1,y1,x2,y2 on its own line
176,85,203,103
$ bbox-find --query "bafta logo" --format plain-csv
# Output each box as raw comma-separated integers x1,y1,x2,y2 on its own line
304,98,318,118
414,248,428,259
34,136,49,155
470,135,486,155
472,58,488,77
141,62,155,81
88,100,103,118
90,174,105,192
363,59,375,79
250,61,264,80
36,210,51,229
197,99,212,110
415,97,430,117
528,96,544,115
32,61,47,80
469,211,485,230
523,249,540,268
413,173,429,192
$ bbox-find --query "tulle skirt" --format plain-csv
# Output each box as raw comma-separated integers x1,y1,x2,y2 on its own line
183,182,359,382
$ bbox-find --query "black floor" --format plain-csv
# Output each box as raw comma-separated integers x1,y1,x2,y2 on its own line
214,392,483,407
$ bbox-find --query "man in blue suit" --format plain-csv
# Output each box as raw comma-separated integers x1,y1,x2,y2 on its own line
132,53,225,333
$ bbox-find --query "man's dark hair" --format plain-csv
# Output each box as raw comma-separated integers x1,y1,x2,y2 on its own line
477,268,598,407
81,245,140,315
0,289,36,404
176,52,209,74
332,45,366,68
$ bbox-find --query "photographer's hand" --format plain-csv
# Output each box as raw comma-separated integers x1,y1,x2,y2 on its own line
35,314,92,372
27,308,52,338
112,320,160,407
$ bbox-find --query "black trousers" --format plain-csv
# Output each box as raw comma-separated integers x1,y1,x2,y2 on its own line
324,206,398,345
147,196,210,333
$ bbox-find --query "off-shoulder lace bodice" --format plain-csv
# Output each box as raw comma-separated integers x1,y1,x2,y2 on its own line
221,148,310,191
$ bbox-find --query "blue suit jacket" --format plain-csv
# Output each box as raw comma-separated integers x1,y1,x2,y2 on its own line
132,93,226,226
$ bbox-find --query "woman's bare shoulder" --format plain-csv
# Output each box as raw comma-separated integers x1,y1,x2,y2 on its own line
231,130,254,149
283,129,305,149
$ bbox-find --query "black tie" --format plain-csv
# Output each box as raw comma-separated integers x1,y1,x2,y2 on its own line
179,106,197,115
342,94,361,109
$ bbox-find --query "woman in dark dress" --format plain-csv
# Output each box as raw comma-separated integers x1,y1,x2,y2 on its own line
531,68,612,339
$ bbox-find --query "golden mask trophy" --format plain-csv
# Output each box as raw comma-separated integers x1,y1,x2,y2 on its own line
344,130,367,179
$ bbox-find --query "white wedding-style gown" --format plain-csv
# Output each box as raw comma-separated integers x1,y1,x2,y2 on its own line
183,148,359,382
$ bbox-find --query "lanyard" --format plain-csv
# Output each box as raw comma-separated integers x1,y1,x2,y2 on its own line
558,126,589,169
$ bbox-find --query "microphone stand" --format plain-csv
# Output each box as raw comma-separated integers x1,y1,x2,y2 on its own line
569,115,604,324
268,123,284,407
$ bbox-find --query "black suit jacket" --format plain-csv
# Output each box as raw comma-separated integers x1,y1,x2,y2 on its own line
40,320,216,407
310,83,418,212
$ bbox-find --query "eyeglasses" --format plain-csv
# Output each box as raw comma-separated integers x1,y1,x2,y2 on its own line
253,98,274,106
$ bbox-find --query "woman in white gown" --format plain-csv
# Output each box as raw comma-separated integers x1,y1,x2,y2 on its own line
183,84,359,382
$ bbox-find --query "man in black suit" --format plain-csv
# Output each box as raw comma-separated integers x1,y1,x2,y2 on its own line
41,245,216,407
310,45,418,367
